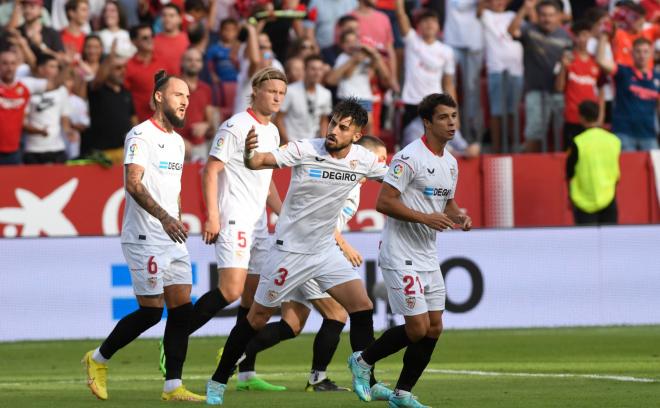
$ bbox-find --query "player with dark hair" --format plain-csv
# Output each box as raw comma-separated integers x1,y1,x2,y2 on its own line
82,70,204,402
234,135,389,393
205,98,389,405
349,93,472,408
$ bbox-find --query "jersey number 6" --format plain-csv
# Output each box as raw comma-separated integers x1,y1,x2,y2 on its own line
147,256,158,275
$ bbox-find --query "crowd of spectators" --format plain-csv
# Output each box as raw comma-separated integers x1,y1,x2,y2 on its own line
0,0,658,166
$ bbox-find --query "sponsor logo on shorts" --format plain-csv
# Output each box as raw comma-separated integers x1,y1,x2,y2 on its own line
267,290,279,302
406,296,416,309
235,250,246,258
423,187,451,197
148,276,158,288
308,168,357,181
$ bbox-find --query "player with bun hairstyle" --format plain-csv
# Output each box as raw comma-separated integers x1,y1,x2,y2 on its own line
82,70,204,402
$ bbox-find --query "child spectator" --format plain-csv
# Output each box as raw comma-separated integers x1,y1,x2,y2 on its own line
556,19,604,147
206,17,240,85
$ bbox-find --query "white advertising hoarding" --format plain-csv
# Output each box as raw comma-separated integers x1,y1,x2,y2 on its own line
1,226,659,341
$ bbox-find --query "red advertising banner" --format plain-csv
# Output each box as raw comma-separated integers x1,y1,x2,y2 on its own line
0,153,657,238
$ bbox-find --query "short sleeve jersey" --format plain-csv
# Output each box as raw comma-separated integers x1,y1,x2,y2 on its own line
121,119,186,245
208,109,280,232
272,138,387,254
379,137,459,271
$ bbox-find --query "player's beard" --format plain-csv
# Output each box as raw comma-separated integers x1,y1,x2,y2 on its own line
163,103,185,128
325,138,352,152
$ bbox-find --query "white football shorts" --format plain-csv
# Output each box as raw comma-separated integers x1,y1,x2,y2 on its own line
381,268,446,316
121,243,192,296
255,245,359,308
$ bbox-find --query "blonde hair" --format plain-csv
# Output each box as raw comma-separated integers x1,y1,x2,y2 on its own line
250,67,287,104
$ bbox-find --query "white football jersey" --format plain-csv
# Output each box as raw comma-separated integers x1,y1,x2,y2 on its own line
378,137,459,271
121,119,186,245
208,109,280,232
337,184,361,230
272,138,387,254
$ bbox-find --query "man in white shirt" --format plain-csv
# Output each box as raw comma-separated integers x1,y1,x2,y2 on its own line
394,0,456,139
206,98,388,405
349,93,472,408
275,54,332,143
443,0,484,145
83,70,205,402
179,68,287,392
234,136,389,394
22,54,72,164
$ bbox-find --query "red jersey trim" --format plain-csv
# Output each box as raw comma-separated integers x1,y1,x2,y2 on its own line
421,135,443,156
247,108,267,125
149,118,170,133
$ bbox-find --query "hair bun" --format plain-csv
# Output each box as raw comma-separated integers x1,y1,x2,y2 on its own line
154,70,167,85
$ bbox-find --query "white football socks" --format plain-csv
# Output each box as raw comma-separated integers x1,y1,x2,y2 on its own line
92,348,109,364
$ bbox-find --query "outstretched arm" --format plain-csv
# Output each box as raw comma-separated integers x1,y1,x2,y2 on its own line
125,164,188,243
395,0,411,37
243,126,280,169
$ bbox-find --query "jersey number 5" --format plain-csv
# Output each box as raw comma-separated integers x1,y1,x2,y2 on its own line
237,231,247,248
274,268,288,286
403,275,423,295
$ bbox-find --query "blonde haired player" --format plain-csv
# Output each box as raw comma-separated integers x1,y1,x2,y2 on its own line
83,70,204,401
164,67,288,391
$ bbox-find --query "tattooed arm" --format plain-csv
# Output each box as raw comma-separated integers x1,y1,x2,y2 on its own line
125,163,188,243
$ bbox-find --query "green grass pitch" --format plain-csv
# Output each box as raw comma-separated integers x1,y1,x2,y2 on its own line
1,325,659,407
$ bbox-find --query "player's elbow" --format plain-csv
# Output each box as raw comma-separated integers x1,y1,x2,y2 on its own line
375,197,392,216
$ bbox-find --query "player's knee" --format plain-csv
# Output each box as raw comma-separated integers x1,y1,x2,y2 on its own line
285,320,303,336
324,305,348,323
405,319,430,342
247,312,269,330
219,284,243,303
427,321,443,339
140,306,164,327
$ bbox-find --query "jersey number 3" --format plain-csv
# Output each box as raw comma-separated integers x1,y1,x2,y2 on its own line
274,268,288,286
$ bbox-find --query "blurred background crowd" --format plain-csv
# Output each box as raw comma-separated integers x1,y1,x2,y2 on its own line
0,0,658,165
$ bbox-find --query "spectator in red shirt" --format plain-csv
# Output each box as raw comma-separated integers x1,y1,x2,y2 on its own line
60,0,89,57
154,3,190,76
0,48,47,165
179,47,215,162
556,19,604,147
125,23,166,122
